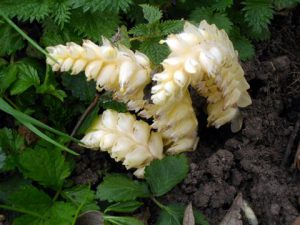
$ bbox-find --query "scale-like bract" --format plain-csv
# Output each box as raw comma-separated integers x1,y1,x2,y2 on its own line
81,110,164,178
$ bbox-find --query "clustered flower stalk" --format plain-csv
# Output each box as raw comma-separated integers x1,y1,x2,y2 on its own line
46,20,251,178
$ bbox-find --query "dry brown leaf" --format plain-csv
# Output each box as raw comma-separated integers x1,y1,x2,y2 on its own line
75,211,104,225
292,216,300,225
219,193,243,225
182,202,195,225
219,193,258,225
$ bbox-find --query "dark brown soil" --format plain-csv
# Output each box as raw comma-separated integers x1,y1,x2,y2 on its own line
73,7,300,225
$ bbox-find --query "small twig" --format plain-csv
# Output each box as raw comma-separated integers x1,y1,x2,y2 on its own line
70,94,100,137
281,118,300,167
293,141,300,169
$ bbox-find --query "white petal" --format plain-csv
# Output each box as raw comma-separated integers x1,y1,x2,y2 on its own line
72,59,87,74
148,132,163,159
85,61,103,80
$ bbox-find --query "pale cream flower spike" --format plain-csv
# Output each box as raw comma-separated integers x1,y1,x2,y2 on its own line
46,37,151,111
81,109,164,178
152,20,252,132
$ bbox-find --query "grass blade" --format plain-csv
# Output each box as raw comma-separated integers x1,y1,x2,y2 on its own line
0,97,80,143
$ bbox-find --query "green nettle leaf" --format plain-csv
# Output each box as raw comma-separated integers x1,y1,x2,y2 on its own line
211,0,233,11
62,185,99,212
18,147,71,190
0,128,25,171
0,64,18,95
70,9,119,41
156,205,209,225
71,0,133,13
230,29,255,61
189,7,233,33
96,174,151,202
145,155,189,196
242,0,274,33
13,202,77,225
139,39,170,65
10,64,40,95
104,215,143,225
8,184,52,212
0,176,30,203
0,22,25,56
129,24,151,37
61,73,96,102
41,20,82,47
140,4,162,23
159,20,184,35
51,1,72,28
0,0,51,22
104,201,143,214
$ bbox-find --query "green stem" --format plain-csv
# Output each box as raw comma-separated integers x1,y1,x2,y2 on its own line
0,204,44,219
151,197,168,211
71,202,85,225
0,13,57,63
52,188,61,202
44,64,50,85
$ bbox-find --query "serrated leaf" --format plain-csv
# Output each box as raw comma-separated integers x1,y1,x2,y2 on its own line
104,201,143,214
211,0,233,11
0,176,30,203
71,0,133,13
0,0,51,22
145,155,189,196
8,184,52,212
0,64,18,95
0,128,25,171
96,174,150,202
159,20,184,35
189,7,233,33
129,24,151,37
70,9,119,41
41,20,82,47
230,29,255,61
104,215,143,225
140,4,162,23
139,39,170,65
242,0,274,33
62,73,96,102
10,64,40,95
52,1,72,28
19,147,71,190
13,202,76,225
62,185,99,213
0,22,25,56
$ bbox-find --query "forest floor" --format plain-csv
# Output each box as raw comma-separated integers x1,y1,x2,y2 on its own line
71,7,300,225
